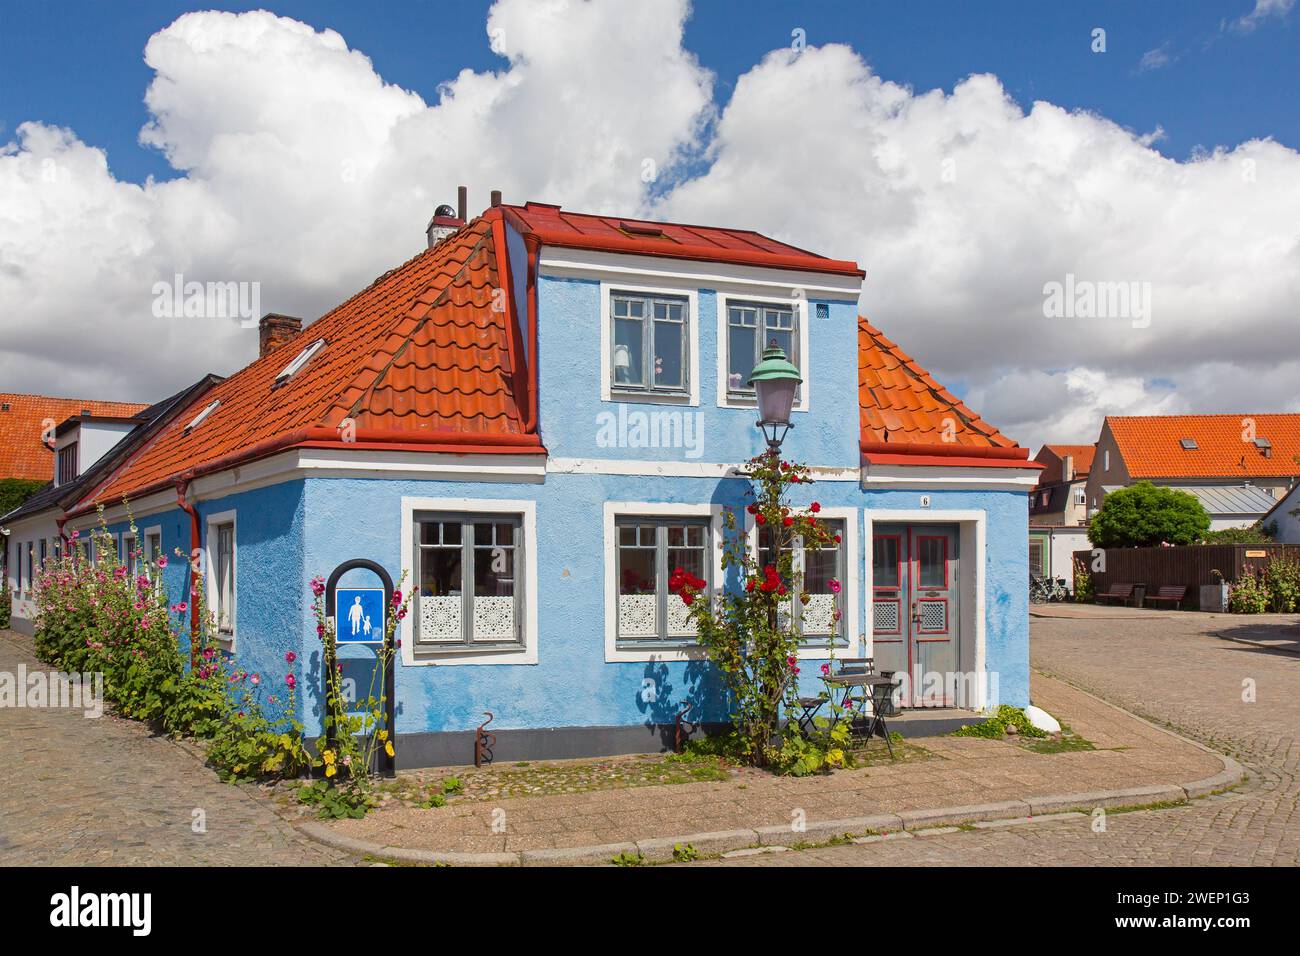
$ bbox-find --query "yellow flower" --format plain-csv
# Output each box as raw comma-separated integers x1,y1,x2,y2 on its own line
377,729,388,742
826,748,845,768
325,764,337,778
384,741,395,758
322,750,335,765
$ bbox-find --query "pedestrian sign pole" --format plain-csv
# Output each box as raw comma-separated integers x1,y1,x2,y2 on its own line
323,559,396,778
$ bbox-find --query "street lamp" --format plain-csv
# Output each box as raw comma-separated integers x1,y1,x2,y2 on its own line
747,340,802,452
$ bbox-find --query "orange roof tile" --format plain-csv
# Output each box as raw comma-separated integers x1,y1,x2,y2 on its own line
857,317,1026,465
0,393,148,482
79,212,539,511
1041,444,1096,476
502,202,865,278
1107,414,1300,479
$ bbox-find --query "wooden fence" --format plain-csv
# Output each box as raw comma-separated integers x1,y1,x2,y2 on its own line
1072,543,1300,609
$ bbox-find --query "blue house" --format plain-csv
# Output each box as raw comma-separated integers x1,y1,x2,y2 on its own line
15,196,1041,766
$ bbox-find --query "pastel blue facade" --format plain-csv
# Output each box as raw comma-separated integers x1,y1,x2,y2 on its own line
74,230,1031,766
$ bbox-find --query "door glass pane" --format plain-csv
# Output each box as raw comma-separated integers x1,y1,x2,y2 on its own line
613,317,643,386
918,537,946,588
873,537,900,588
653,318,683,389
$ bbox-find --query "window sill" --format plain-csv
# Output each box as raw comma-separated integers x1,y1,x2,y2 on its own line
605,640,710,663
407,641,537,666
607,389,695,407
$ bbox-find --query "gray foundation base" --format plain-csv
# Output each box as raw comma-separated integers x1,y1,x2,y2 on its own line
6,615,34,636
396,721,732,769
394,709,985,769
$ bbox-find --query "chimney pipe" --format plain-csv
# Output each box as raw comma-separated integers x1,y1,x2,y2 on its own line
259,313,302,358
457,185,468,222
1063,454,1074,483
490,189,502,208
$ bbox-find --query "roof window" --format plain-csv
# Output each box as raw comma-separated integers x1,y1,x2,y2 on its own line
274,338,326,388
185,400,220,434
1179,438,1198,450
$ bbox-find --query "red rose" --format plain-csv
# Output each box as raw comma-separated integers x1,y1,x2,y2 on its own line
782,516,794,527
810,502,821,513
755,513,766,525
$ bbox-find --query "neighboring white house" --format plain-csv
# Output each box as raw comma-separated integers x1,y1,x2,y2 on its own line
1261,482,1300,544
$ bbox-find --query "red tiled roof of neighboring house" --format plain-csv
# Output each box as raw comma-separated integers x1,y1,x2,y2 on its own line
78,211,540,512
0,393,148,482
501,202,865,278
1108,414,1300,479
857,317,1035,469
1042,444,1095,476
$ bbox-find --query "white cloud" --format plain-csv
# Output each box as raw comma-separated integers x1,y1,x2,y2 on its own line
1,2,1298,455
1137,43,1175,72
1231,0,1295,33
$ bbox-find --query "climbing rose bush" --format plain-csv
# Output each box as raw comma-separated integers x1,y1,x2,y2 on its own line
672,452,849,772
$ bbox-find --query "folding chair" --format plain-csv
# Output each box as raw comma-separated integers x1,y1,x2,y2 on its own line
863,676,898,758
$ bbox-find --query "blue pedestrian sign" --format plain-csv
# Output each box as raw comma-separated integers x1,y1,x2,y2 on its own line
335,587,385,644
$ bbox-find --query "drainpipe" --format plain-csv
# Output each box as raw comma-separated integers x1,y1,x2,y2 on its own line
55,517,69,551
175,479,202,666
522,235,541,434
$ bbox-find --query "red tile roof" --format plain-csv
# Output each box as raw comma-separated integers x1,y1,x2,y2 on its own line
501,202,865,278
1108,414,1300,479
78,212,540,511
1041,444,1096,476
857,317,1033,468
0,393,148,482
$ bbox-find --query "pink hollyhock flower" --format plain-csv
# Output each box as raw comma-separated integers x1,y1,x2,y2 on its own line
391,589,403,607
285,673,297,689
202,647,215,661
250,673,260,685
828,579,842,594
157,556,168,568
285,650,297,664
820,663,831,676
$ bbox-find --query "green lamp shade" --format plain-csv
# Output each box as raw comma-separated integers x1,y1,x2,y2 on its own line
748,342,801,426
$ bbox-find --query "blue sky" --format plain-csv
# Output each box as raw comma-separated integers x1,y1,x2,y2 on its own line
1,0,1297,447
3,0,1296,185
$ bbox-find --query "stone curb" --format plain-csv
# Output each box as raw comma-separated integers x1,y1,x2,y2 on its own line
1214,629,1300,658
296,674,1247,867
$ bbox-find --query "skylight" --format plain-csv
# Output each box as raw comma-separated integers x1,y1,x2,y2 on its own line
185,400,220,434
274,338,326,387
1253,437,1272,449
1179,438,1198,450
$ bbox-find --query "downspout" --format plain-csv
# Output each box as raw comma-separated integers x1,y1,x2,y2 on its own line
55,516,69,552
523,235,541,434
175,479,202,666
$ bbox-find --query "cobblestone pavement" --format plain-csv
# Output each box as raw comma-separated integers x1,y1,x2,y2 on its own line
0,630,350,866
703,615,1300,866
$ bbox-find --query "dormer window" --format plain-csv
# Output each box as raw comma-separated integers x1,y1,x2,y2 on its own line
1180,438,1198,450
274,338,325,388
185,400,220,434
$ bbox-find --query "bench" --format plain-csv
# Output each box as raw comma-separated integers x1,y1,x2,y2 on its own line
1096,583,1135,605
1143,585,1187,609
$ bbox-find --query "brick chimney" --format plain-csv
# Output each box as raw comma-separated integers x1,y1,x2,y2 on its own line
259,314,302,357
1062,454,1074,483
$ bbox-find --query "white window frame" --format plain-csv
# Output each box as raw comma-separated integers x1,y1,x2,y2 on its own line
204,509,237,649
745,505,860,661
603,502,730,663
399,497,538,666
121,532,138,578
599,280,700,407
716,290,811,413
143,525,163,586
755,512,856,651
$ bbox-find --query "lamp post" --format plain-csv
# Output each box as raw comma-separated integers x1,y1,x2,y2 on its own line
747,341,802,453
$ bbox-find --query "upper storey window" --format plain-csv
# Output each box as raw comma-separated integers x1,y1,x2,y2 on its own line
726,300,798,397
609,291,689,397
